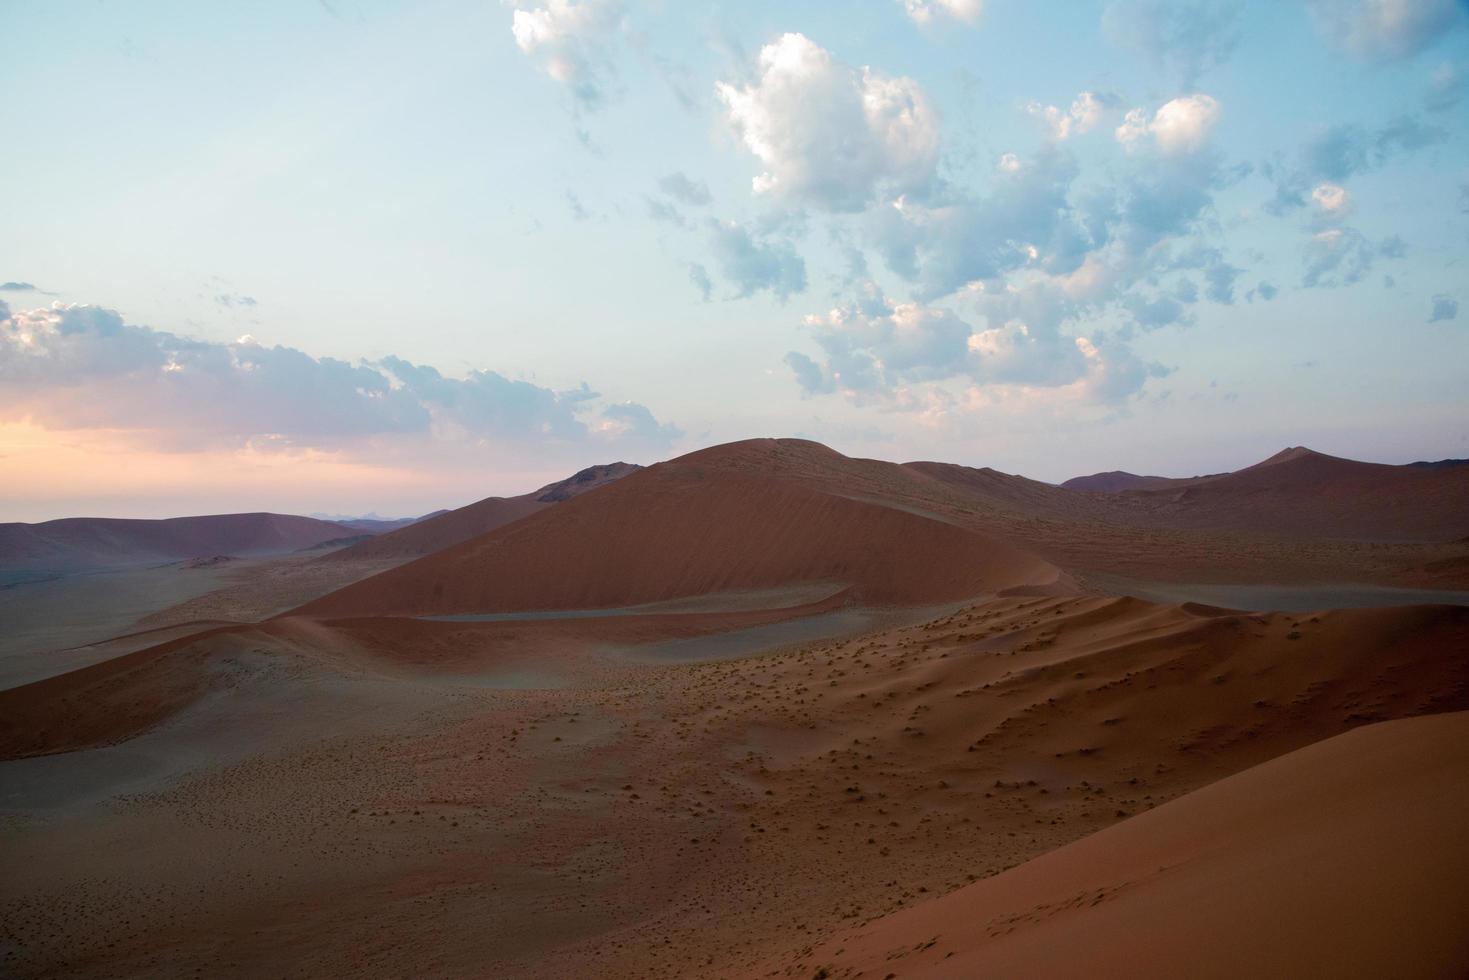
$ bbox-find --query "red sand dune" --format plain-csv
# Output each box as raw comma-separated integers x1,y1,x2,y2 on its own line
4,438,1467,979
0,512,358,571
1072,446,1469,540
1059,470,1181,492
318,462,639,563
775,711,1469,980
301,439,1469,621
295,446,1061,618
3,585,1466,976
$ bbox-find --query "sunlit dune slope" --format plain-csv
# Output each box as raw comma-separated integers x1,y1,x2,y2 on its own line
775,710,1469,980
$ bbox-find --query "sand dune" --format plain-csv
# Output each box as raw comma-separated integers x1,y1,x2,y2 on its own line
1117,446,1469,539
0,512,357,573
4,437,1468,979
300,440,1469,624
319,462,639,563
774,711,1469,980
1059,470,1180,492
3,590,1465,978
295,450,1060,618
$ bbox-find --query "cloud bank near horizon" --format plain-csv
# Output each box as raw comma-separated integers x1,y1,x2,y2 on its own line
0,301,682,457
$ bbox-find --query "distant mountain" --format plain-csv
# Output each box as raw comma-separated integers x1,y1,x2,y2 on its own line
0,513,357,573
318,463,641,564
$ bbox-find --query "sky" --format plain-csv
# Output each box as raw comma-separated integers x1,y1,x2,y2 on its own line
1,0,1466,521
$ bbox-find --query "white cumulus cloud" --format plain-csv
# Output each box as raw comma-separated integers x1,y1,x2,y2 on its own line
716,33,940,212
509,0,624,110
1029,91,1116,140
1116,94,1221,155
900,0,984,25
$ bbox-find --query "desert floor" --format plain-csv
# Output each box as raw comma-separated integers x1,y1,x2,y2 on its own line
3,582,1467,978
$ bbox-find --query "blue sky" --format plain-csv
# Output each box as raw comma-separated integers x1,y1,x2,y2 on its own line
1,0,1466,520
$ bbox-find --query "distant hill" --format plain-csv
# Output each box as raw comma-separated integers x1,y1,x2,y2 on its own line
318,462,641,564
1060,470,1181,492
1105,446,1469,540
328,511,448,534
0,513,357,573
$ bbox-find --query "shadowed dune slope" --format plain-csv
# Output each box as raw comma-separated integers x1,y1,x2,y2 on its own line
777,711,1469,980
317,462,639,563
0,593,854,759
0,513,356,572
295,447,1059,618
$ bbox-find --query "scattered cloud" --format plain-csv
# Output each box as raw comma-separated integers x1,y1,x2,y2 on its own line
867,146,1102,297
1425,60,1465,110
716,33,939,212
795,289,973,397
687,262,713,302
594,401,683,446
706,219,807,300
214,293,258,308
899,0,984,26
1102,0,1243,84
1311,181,1350,213
1301,228,1405,288
1306,0,1468,61
1264,113,1445,214
784,350,833,395
1028,91,1119,140
1,282,41,292
1310,181,1354,225
565,190,591,221
508,0,625,111
1306,115,1444,181
658,171,712,206
787,282,1166,410
645,196,689,227
1116,94,1222,156
1429,294,1459,322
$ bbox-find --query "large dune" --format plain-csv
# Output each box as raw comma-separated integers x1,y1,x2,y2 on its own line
296,444,1060,618
299,439,1469,623
0,512,357,573
1114,446,1469,539
775,711,1469,980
